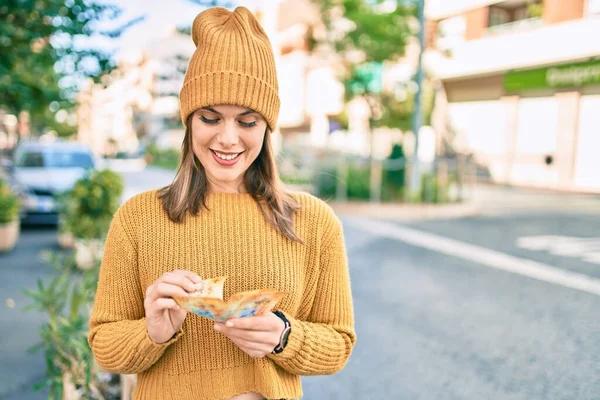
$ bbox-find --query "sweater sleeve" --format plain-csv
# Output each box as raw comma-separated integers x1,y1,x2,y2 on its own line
268,208,356,375
88,208,183,374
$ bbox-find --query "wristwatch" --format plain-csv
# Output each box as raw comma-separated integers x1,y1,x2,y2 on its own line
272,310,291,354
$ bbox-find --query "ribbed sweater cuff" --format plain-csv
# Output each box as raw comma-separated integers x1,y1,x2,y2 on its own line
127,319,185,372
142,319,185,349
95,319,185,374
267,311,305,362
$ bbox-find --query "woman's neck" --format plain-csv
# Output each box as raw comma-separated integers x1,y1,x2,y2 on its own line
207,180,247,194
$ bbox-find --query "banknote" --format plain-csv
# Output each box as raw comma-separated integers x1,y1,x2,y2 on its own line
174,277,287,323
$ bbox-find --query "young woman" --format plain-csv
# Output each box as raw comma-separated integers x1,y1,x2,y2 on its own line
88,6,356,400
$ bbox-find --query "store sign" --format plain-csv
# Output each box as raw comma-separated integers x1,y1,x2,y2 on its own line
504,59,600,92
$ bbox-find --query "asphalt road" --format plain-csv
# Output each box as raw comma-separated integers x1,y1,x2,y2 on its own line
1,169,599,400
302,217,600,399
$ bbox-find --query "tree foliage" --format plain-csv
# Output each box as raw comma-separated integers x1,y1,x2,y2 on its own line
312,0,430,130
0,0,142,135
317,0,416,64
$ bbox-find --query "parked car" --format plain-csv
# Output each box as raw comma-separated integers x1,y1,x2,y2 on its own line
7,140,96,224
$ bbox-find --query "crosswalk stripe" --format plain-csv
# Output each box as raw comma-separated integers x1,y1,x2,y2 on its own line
516,235,600,263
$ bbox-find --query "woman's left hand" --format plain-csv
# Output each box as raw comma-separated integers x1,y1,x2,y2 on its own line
214,313,285,358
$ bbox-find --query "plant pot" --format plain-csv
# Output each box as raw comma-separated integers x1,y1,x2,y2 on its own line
74,239,105,270
0,220,19,252
58,231,75,249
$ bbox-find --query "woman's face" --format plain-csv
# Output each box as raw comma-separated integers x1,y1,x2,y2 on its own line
190,105,267,193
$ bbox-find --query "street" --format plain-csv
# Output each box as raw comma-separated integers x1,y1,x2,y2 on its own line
1,168,599,400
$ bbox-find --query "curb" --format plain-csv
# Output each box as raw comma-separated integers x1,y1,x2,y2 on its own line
329,201,480,221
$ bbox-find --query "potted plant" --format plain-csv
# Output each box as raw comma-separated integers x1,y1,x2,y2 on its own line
25,251,113,399
66,170,123,269
0,179,20,252
72,215,112,270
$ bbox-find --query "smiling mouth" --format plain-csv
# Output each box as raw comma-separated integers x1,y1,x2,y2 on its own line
211,149,244,161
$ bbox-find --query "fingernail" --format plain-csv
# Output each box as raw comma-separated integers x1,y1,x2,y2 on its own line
226,321,233,328
214,324,221,331
193,276,202,283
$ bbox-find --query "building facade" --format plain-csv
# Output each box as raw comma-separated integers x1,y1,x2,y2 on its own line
426,0,600,192
77,51,154,156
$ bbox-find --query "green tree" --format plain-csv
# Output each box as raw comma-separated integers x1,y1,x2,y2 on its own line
312,0,435,130
318,0,415,64
0,1,142,136
311,0,424,201
312,0,418,124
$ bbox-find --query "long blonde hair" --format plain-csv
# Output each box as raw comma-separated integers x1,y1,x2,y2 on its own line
157,114,302,243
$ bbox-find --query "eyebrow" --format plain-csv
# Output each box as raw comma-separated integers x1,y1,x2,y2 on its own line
201,107,256,117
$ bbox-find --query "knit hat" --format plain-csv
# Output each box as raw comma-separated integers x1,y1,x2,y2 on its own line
179,6,280,131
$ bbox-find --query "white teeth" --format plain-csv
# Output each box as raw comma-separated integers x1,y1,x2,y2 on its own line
214,151,240,161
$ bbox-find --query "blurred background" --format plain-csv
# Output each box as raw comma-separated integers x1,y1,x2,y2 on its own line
1,0,600,399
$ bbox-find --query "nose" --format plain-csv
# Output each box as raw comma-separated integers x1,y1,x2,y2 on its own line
216,120,239,148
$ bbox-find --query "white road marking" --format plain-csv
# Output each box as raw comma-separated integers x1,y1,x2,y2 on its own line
517,235,600,264
345,218,600,297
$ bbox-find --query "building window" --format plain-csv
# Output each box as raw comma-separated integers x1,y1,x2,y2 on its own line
489,7,511,26
487,0,543,34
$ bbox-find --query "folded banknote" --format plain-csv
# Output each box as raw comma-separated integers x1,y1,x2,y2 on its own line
174,276,287,323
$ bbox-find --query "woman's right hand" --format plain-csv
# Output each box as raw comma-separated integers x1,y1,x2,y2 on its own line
144,270,202,344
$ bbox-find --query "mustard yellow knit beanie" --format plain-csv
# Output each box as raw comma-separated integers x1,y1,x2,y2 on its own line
179,6,280,131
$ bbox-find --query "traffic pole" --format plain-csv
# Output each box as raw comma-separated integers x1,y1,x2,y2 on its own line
408,0,425,198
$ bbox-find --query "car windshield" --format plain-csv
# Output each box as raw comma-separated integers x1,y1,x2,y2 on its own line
16,151,94,168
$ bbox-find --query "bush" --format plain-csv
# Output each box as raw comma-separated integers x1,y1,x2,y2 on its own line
26,173,124,398
280,173,312,186
145,144,180,171
0,179,19,223
312,163,337,199
24,251,108,399
346,164,371,200
312,153,409,202
61,170,124,239
382,143,406,202
312,161,371,201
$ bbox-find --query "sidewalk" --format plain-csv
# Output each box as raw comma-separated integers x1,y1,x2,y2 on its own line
467,183,600,216
330,200,480,221
328,183,600,221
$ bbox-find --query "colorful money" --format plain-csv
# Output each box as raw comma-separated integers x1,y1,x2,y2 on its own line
174,277,286,323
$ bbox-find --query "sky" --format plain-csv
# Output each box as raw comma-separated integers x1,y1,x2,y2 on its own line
112,0,270,55
114,0,209,55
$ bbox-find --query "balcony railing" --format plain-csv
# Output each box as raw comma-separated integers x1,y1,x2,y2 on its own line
485,17,544,36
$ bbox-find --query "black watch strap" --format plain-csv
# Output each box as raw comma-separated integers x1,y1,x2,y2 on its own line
272,310,291,354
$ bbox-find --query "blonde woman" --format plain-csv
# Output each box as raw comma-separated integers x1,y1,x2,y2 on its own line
88,6,356,400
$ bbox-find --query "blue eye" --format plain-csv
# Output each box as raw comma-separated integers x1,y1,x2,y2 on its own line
201,115,218,124
240,121,257,128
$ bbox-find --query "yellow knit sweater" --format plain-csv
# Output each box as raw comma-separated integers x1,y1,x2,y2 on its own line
88,190,356,400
